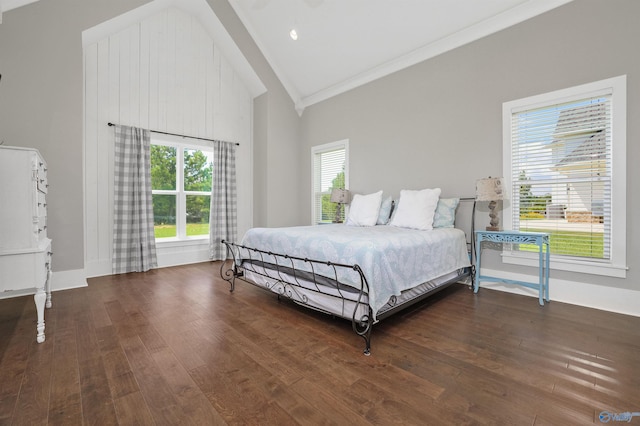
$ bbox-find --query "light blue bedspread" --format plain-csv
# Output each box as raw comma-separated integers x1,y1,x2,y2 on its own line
239,224,471,319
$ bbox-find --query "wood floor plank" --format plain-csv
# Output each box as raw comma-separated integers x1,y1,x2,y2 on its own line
160,328,208,372
190,343,283,422
47,326,82,426
12,338,54,426
78,355,119,425
1,262,639,424
112,391,155,426
288,377,371,425
95,325,140,399
119,336,185,425
0,338,30,422
150,346,228,425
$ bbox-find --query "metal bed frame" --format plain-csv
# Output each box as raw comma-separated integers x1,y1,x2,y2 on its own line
219,240,471,356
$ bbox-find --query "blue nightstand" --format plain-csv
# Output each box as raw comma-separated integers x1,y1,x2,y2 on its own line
474,230,550,305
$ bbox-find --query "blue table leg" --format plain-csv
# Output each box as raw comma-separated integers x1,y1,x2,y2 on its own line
538,243,544,305
545,242,550,302
474,238,481,293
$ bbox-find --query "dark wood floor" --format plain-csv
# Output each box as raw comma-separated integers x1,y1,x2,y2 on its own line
1,262,639,425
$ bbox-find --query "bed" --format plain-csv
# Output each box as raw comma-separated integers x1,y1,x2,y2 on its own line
220,195,473,355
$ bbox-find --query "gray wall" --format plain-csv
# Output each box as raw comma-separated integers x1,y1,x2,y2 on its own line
0,0,150,271
207,0,302,228
299,0,639,291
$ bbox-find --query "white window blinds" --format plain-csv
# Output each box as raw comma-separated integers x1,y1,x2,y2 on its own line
312,142,347,224
510,95,611,260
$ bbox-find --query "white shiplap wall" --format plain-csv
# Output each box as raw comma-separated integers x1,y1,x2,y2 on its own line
84,5,253,277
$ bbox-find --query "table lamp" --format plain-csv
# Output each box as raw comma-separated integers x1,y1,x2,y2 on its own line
476,177,504,231
330,188,350,223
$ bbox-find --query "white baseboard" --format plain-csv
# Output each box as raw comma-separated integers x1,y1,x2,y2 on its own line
156,244,210,268
478,268,640,317
51,268,88,291
84,259,112,278
83,243,211,279
0,268,87,300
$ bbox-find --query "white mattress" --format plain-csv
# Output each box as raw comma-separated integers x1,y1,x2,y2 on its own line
241,264,467,324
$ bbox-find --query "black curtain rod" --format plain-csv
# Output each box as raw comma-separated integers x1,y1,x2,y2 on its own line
107,122,239,146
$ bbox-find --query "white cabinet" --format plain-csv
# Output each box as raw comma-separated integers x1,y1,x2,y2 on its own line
0,146,53,343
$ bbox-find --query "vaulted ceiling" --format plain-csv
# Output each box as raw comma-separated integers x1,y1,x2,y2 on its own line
2,0,573,114
229,0,573,113
0,0,39,22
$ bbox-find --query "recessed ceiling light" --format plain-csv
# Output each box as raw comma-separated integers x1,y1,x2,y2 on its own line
289,28,298,41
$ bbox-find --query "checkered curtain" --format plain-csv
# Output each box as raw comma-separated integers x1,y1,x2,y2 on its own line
209,140,237,260
112,125,157,273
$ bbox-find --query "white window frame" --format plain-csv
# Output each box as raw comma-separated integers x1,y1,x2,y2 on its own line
151,133,213,244
311,140,349,225
502,75,627,278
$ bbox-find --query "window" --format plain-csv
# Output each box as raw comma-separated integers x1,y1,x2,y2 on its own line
503,76,626,277
150,136,213,241
312,140,349,224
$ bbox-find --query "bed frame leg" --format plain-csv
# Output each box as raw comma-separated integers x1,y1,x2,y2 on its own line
353,312,373,356
219,258,238,292
362,326,372,356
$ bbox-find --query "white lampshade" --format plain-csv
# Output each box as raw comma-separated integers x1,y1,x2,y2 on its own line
476,177,504,201
330,188,350,204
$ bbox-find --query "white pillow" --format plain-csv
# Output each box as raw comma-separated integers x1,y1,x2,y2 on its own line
389,188,441,230
346,190,383,226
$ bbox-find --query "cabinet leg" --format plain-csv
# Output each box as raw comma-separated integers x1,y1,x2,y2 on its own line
34,288,46,343
45,269,53,309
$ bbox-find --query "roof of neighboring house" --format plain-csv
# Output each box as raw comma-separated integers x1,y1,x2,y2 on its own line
552,100,607,167
555,130,606,166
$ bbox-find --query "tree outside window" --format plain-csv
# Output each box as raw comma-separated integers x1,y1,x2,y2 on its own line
312,141,349,224
151,142,213,239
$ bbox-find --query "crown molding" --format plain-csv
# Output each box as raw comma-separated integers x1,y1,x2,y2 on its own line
1,0,39,12
299,0,573,111
0,0,40,23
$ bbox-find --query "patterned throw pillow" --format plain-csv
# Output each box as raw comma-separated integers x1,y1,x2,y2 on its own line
433,198,460,228
376,196,393,225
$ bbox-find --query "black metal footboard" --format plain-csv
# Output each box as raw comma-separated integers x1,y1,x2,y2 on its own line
220,240,375,355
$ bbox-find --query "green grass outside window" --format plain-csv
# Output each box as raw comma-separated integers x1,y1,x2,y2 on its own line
517,229,604,259
154,223,209,239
